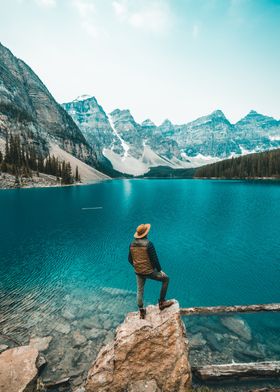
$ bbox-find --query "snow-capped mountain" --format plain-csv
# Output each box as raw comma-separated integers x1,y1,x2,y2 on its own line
63,95,280,177
234,110,280,151
62,97,122,158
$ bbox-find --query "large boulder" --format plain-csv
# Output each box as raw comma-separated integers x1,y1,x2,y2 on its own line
0,346,39,392
221,316,252,341
86,300,192,392
29,336,52,352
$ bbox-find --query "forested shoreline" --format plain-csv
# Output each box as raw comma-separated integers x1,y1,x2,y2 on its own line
195,148,280,179
0,133,81,186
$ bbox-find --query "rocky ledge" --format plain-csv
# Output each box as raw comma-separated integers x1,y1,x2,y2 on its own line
0,172,60,189
86,300,192,392
0,345,43,392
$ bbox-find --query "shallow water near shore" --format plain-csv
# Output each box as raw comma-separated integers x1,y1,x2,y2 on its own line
1,179,280,390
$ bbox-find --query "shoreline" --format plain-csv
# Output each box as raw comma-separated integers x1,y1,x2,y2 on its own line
0,172,110,190
1,174,280,190
193,176,280,181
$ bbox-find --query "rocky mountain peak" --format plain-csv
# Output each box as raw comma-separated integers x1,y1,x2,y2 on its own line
248,110,258,115
110,109,140,131
63,95,104,115
141,119,156,127
159,119,175,134
161,119,173,126
73,94,92,102
110,108,134,121
242,110,266,120
236,110,278,127
210,109,227,119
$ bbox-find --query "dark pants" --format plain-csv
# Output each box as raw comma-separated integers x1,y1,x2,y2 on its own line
136,270,169,308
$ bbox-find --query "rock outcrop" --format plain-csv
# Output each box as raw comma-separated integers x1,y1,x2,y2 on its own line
85,300,192,392
0,346,40,392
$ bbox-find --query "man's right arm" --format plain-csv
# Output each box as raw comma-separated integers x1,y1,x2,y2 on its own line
147,241,162,272
128,246,133,266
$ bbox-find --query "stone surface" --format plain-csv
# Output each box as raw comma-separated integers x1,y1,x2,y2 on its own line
54,322,71,335
0,344,8,353
37,354,47,370
127,379,160,392
29,336,52,352
73,387,86,392
85,300,192,392
85,327,106,340
189,333,206,348
221,316,252,341
62,309,76,321
0,346,39,392
73,331,87,347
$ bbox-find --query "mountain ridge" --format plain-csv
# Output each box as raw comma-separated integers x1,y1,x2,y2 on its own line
62,95,280,176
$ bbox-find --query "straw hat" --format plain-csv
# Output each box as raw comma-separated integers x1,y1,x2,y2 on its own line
134,223,151,239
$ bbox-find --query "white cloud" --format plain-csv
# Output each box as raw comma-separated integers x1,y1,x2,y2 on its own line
17,0,57,7
35,0,56,7
72,0,95,18
112,0,127,18
112,0,171,33
72,0,98,38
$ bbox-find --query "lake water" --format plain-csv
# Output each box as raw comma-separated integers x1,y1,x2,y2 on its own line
0,179,280,390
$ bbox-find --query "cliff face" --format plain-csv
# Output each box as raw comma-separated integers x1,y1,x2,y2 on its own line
86,301,192,392
0,43,96,167
62,96,122,158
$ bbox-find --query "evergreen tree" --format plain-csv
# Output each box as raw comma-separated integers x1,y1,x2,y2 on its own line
61,161,73,184
1,133,78,185
75,166,80,182
195,149,280,179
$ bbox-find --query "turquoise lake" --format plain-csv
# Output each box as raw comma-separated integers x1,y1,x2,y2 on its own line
1,179,280,388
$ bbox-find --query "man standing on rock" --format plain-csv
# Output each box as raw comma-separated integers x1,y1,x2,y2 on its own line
128,223,174,319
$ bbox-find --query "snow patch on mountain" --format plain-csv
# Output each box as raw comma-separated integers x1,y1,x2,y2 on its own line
108,114,129,160
103,143,221,175
269,135,280,141
74,94,92,102
103,148,149,176
181,153,221,167
239,146,256,155
141,145,175,168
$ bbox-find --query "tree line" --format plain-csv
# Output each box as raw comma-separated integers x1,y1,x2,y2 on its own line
195,148,280,179
0,133,81,185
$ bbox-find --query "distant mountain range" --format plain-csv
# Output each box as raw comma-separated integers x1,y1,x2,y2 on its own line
63,96,280,176
0,43,108,182
1,42,279,180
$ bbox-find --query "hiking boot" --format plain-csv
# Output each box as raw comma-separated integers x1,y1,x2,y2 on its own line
158,299,175,311
139,307,146,319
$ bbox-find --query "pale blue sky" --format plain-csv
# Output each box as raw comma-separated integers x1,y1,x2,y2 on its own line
0,0,280,124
